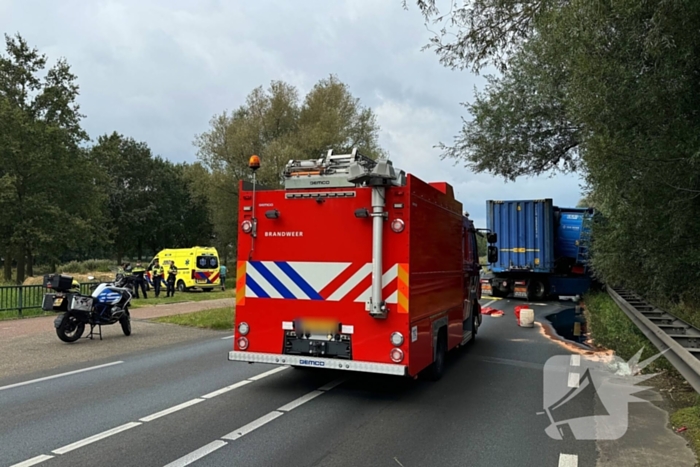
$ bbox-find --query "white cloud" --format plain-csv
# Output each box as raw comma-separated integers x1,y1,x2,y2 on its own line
2,0,584,225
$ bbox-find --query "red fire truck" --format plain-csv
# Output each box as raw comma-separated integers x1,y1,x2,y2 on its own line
228,149,497,380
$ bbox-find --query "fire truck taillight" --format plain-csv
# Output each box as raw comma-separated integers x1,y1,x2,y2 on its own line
390,348,404,363
237,336,249,350
390,332,404,346
391,219,405,233
238,322,249,336
241,220,253,234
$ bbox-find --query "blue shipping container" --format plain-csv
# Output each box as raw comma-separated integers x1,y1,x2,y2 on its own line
554,208,588,260
486,199,555,274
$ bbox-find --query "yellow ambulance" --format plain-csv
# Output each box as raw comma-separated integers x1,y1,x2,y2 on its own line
146,246,221,292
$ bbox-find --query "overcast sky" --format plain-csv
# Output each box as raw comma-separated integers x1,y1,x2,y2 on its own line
2,0,584,227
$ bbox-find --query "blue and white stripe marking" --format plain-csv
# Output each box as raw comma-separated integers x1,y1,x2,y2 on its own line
245,261,346,300
96,291,122,304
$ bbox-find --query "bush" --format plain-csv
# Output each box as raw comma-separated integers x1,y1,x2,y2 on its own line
584,291,674,373
56,259,115,274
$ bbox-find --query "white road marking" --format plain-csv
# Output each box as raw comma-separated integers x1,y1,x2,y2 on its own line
248,365,289,381
168,378,342,465
201,380,252,399
9,455,54,467
140,398,205,422
318,378,345,391
0,361,123,392
277,390,324,412
163,440,228,467
558,453,579,467
52,422,142,454
220,335,234,339
481,299,498,307
567,372,580,388
221,411,284,441
16,364,302,466
570,355,581,367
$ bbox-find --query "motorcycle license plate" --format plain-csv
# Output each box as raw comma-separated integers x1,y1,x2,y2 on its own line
53,297,64,307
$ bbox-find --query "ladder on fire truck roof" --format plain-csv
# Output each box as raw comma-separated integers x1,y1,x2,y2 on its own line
283,148,406,189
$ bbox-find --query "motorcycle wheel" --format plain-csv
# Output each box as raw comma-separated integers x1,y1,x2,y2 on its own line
120,313,132,336
56,315,85,343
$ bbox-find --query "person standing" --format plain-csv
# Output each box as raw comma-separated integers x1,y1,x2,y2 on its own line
131,262,147,299
219,263,227,291
150,259,164,298
166,261,178,297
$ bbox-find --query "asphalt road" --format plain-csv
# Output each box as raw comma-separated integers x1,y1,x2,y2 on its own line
1,299,599,467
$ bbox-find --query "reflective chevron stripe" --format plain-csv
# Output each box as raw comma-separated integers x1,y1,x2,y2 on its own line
243,261,401,303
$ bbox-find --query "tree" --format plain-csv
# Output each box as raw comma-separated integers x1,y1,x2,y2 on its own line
0,33,103,281
194,76,385,260
410,0,700,306
92,133,214,261
296,75,385,160
440,41,581,181
410,0,548,73
148,158,213,253
91,132,157,262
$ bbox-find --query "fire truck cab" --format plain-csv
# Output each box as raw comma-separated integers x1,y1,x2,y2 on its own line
229,149,492,380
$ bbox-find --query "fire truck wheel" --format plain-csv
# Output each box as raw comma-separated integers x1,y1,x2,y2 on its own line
423,331,446,381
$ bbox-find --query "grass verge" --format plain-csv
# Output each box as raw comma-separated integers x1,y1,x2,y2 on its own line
584,290,700,456
584,292,673,373
153,307,234,331
671,404,700,455
130,288,235,308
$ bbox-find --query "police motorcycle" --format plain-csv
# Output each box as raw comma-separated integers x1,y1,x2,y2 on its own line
42,271,134,343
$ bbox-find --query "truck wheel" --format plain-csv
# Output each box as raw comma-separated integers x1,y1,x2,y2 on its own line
527,279,548,301
491,288,506,298
177,280,187,292
423,331,446,381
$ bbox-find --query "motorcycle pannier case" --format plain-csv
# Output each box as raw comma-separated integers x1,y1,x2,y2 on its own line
69,295,93,312
42,293,71,312
43,274,74,292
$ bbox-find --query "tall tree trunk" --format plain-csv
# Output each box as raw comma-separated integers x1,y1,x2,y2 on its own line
137,238,142,261
26,247,33,277
3,245,12,282
16,251,25,284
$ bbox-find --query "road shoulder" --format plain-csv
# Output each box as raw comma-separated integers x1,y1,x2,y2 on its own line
0,299,233,381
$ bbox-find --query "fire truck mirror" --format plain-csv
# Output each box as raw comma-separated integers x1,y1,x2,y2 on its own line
487,232,498,244
487,246,499,264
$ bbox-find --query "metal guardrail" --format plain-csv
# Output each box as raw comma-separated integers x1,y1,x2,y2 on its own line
607,287,700,393
0,282,99,317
